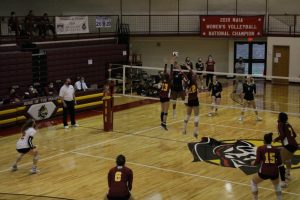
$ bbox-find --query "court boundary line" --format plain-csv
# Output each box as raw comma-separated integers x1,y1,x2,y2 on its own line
0,107,272,174
0,107,213,173
121,94,300,117
1,111,298,197
0,192,74,200
71,151,300,197
0,118,185,174
0,97,275,175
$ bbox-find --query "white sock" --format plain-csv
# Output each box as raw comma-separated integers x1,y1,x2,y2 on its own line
194,126,198,134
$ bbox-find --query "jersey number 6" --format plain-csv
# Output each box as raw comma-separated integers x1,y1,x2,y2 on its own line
114,171,122,182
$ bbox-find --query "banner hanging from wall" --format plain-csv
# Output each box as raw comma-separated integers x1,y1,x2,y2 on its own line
55,16,89,35
200,16,264,37
96,16,112,28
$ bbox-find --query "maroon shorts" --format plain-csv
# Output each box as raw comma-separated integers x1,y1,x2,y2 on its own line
258,173,279,180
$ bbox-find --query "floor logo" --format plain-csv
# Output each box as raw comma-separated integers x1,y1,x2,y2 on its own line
188,137,300,175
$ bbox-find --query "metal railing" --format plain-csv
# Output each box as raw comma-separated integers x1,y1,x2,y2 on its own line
267,15,299,36
1,14,300,43
0,15,120,43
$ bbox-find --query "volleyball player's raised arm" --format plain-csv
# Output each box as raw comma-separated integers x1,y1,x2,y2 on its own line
163,63,167,74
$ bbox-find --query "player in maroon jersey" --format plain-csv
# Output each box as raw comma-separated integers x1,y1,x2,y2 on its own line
107,155,133,200
251,133,282,200
170,63,185,119
274,112,298,188
182,64,200,139
158,63,171,130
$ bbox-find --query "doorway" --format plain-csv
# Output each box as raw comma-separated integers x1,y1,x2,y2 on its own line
272,46,289,84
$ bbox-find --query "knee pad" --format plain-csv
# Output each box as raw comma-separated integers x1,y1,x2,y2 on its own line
184,115,191,123
194,116,199,124
274,183,281,192
164,113,168,116
251,180,258,193
278,165,286,181
171,100,176,105
160,112,164,120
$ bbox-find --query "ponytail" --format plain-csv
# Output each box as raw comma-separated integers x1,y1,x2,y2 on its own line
21,119,35,136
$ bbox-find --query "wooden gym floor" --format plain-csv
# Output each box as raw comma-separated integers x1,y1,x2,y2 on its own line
0,83,299,200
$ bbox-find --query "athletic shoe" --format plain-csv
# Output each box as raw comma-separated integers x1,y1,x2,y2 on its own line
256,116,262,121
285,173,291,180
160,123,168,131
30,167,40,174
239,116,244,121
64,125,69,129
280,181,288,188
72,124,79,127
208,113,213,117
193,133,198,139
11,165,18,172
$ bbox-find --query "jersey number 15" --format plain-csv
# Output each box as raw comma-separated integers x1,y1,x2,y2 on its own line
265,152,276,164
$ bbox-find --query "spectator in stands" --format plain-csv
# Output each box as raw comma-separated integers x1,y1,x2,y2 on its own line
44,82,58,96
185,57,193,69
38,13,56,38
59,78,79,129
25,10,36,37
75,76,88,91
9,88,21,103
24,85,39,99
8,11,21,36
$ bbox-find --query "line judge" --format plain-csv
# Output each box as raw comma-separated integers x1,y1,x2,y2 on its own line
59,78,79,129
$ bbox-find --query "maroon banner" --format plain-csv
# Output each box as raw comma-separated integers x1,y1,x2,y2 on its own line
200,16,264,37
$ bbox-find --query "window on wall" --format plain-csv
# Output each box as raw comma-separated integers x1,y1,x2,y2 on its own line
234,42,266,76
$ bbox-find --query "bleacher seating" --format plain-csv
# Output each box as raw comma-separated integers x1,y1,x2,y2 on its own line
0,51,32,97
45,42,127,87
0,38,128,99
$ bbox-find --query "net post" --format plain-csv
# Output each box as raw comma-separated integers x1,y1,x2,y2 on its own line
103,82,114,132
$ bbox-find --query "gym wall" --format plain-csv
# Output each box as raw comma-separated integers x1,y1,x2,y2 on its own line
1,0,300,16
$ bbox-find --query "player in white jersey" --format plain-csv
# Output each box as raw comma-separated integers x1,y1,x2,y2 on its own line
11,119,39,174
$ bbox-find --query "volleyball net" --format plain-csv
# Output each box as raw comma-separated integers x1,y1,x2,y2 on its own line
109,64,300,116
